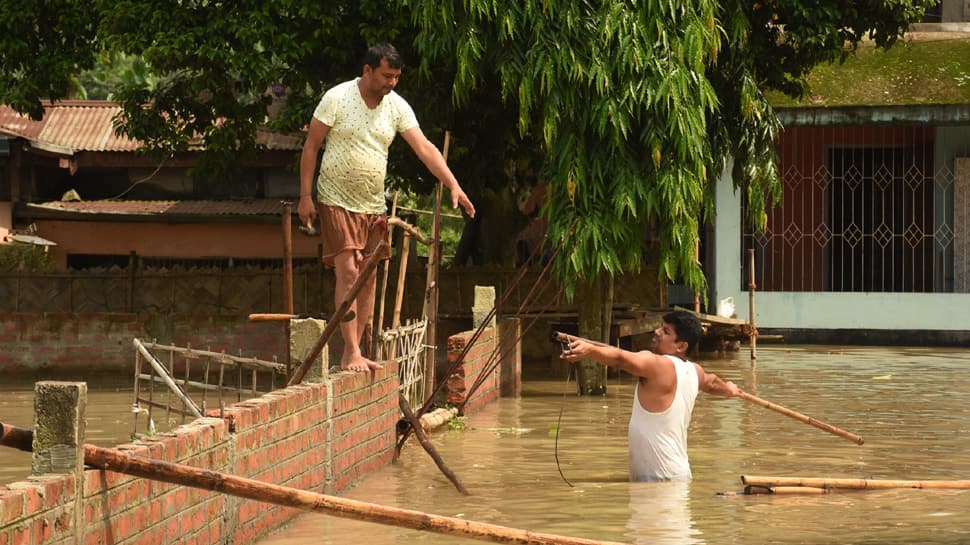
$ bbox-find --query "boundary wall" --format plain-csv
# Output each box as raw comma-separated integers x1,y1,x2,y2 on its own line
0,322,516,545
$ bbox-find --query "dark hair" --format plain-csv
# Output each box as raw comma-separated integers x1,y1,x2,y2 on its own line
363,43,403,70
663,310,703,355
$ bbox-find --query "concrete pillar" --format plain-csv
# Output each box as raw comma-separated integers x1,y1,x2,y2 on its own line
290,318,329,381
31,381,87,476
498,317,522,398
472,285,496,330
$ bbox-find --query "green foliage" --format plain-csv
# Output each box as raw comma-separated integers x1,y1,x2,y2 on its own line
408,0,932,297
392,190,464,263
0,245,57,273
0,1,99,118
0,0,933,296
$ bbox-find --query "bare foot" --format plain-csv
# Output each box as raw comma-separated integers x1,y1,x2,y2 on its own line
366,360,384,370
341,353,375,373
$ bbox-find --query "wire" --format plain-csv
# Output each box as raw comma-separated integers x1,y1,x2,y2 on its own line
554,359,574,488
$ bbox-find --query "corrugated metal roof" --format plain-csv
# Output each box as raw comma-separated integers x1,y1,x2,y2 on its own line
28,199,292,217
0,101,303,153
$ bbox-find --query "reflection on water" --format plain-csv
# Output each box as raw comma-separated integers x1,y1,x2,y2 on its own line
4,346,970,544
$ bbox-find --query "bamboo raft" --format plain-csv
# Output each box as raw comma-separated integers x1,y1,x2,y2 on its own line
740,475,970,495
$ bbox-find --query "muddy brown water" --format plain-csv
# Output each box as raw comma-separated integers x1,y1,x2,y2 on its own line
4,345,970,544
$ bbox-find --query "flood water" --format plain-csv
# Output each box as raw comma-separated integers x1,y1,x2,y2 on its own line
4,345,970,544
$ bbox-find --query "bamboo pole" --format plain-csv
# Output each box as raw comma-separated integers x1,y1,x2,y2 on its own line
398,393,469,495
283,202,295,378
375,192,399,349
741,475,970,490
739,392,864,445
132,339,203,418
0,422,630,545
422,131,450,401
388,216,430,245
288,239,388,386
743,485,829,495
747,248,757,361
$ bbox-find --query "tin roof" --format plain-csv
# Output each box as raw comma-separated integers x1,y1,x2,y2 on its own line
0,101,303,153
26,199,292,217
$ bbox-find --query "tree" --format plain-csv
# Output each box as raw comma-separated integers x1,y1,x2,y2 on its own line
407,0,933,393
1,1,933,393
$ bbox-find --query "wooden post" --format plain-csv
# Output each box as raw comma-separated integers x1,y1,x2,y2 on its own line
422,131,450,401
374,192,399,355
282,202,294,378
693,238,701,313
748,248,757,360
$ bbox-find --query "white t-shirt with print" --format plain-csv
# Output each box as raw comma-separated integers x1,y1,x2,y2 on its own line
313,78,419,214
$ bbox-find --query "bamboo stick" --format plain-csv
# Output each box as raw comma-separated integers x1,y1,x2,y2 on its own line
742,475,970,490
0,422,629,545
288,239,388,386
739,392,864,445
388,216,430,245
398,393,469,495
747,248,757,361
376,192,399,344
744,485,829,495
132,339,203,418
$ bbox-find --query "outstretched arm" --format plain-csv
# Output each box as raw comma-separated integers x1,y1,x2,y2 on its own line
557,333,669,380
694,364,742,398
400,126,476,218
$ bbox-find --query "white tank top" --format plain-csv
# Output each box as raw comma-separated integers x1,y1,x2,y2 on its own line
628,354,699,482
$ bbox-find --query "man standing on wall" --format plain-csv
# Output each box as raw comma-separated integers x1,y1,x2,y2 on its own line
298,43,476,372
559,310,741,481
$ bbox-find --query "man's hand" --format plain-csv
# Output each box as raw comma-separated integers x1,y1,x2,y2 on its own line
450,186,476,218
559,337,594,362
297,195,317,228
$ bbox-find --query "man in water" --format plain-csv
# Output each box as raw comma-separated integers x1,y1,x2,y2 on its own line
559,310,741,481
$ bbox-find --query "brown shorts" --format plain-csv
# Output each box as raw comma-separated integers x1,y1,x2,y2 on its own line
318,204,390,267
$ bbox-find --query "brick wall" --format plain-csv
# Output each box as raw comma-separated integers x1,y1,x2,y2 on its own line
0,313,286,373
0,363,398,545
446,326,510,415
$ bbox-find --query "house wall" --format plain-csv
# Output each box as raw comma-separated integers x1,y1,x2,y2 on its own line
34,220,323,269
713,126,970,337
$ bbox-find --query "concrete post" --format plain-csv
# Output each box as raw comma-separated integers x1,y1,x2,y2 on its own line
290,317,329,382
31,381,87,476
32,381,86,545
498,317,522,398
472,285,496,330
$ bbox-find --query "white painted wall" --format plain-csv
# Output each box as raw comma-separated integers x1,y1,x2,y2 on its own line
711,158,970,331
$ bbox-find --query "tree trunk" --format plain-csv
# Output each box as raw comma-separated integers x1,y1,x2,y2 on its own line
454,186,532,266
575,273,614,395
